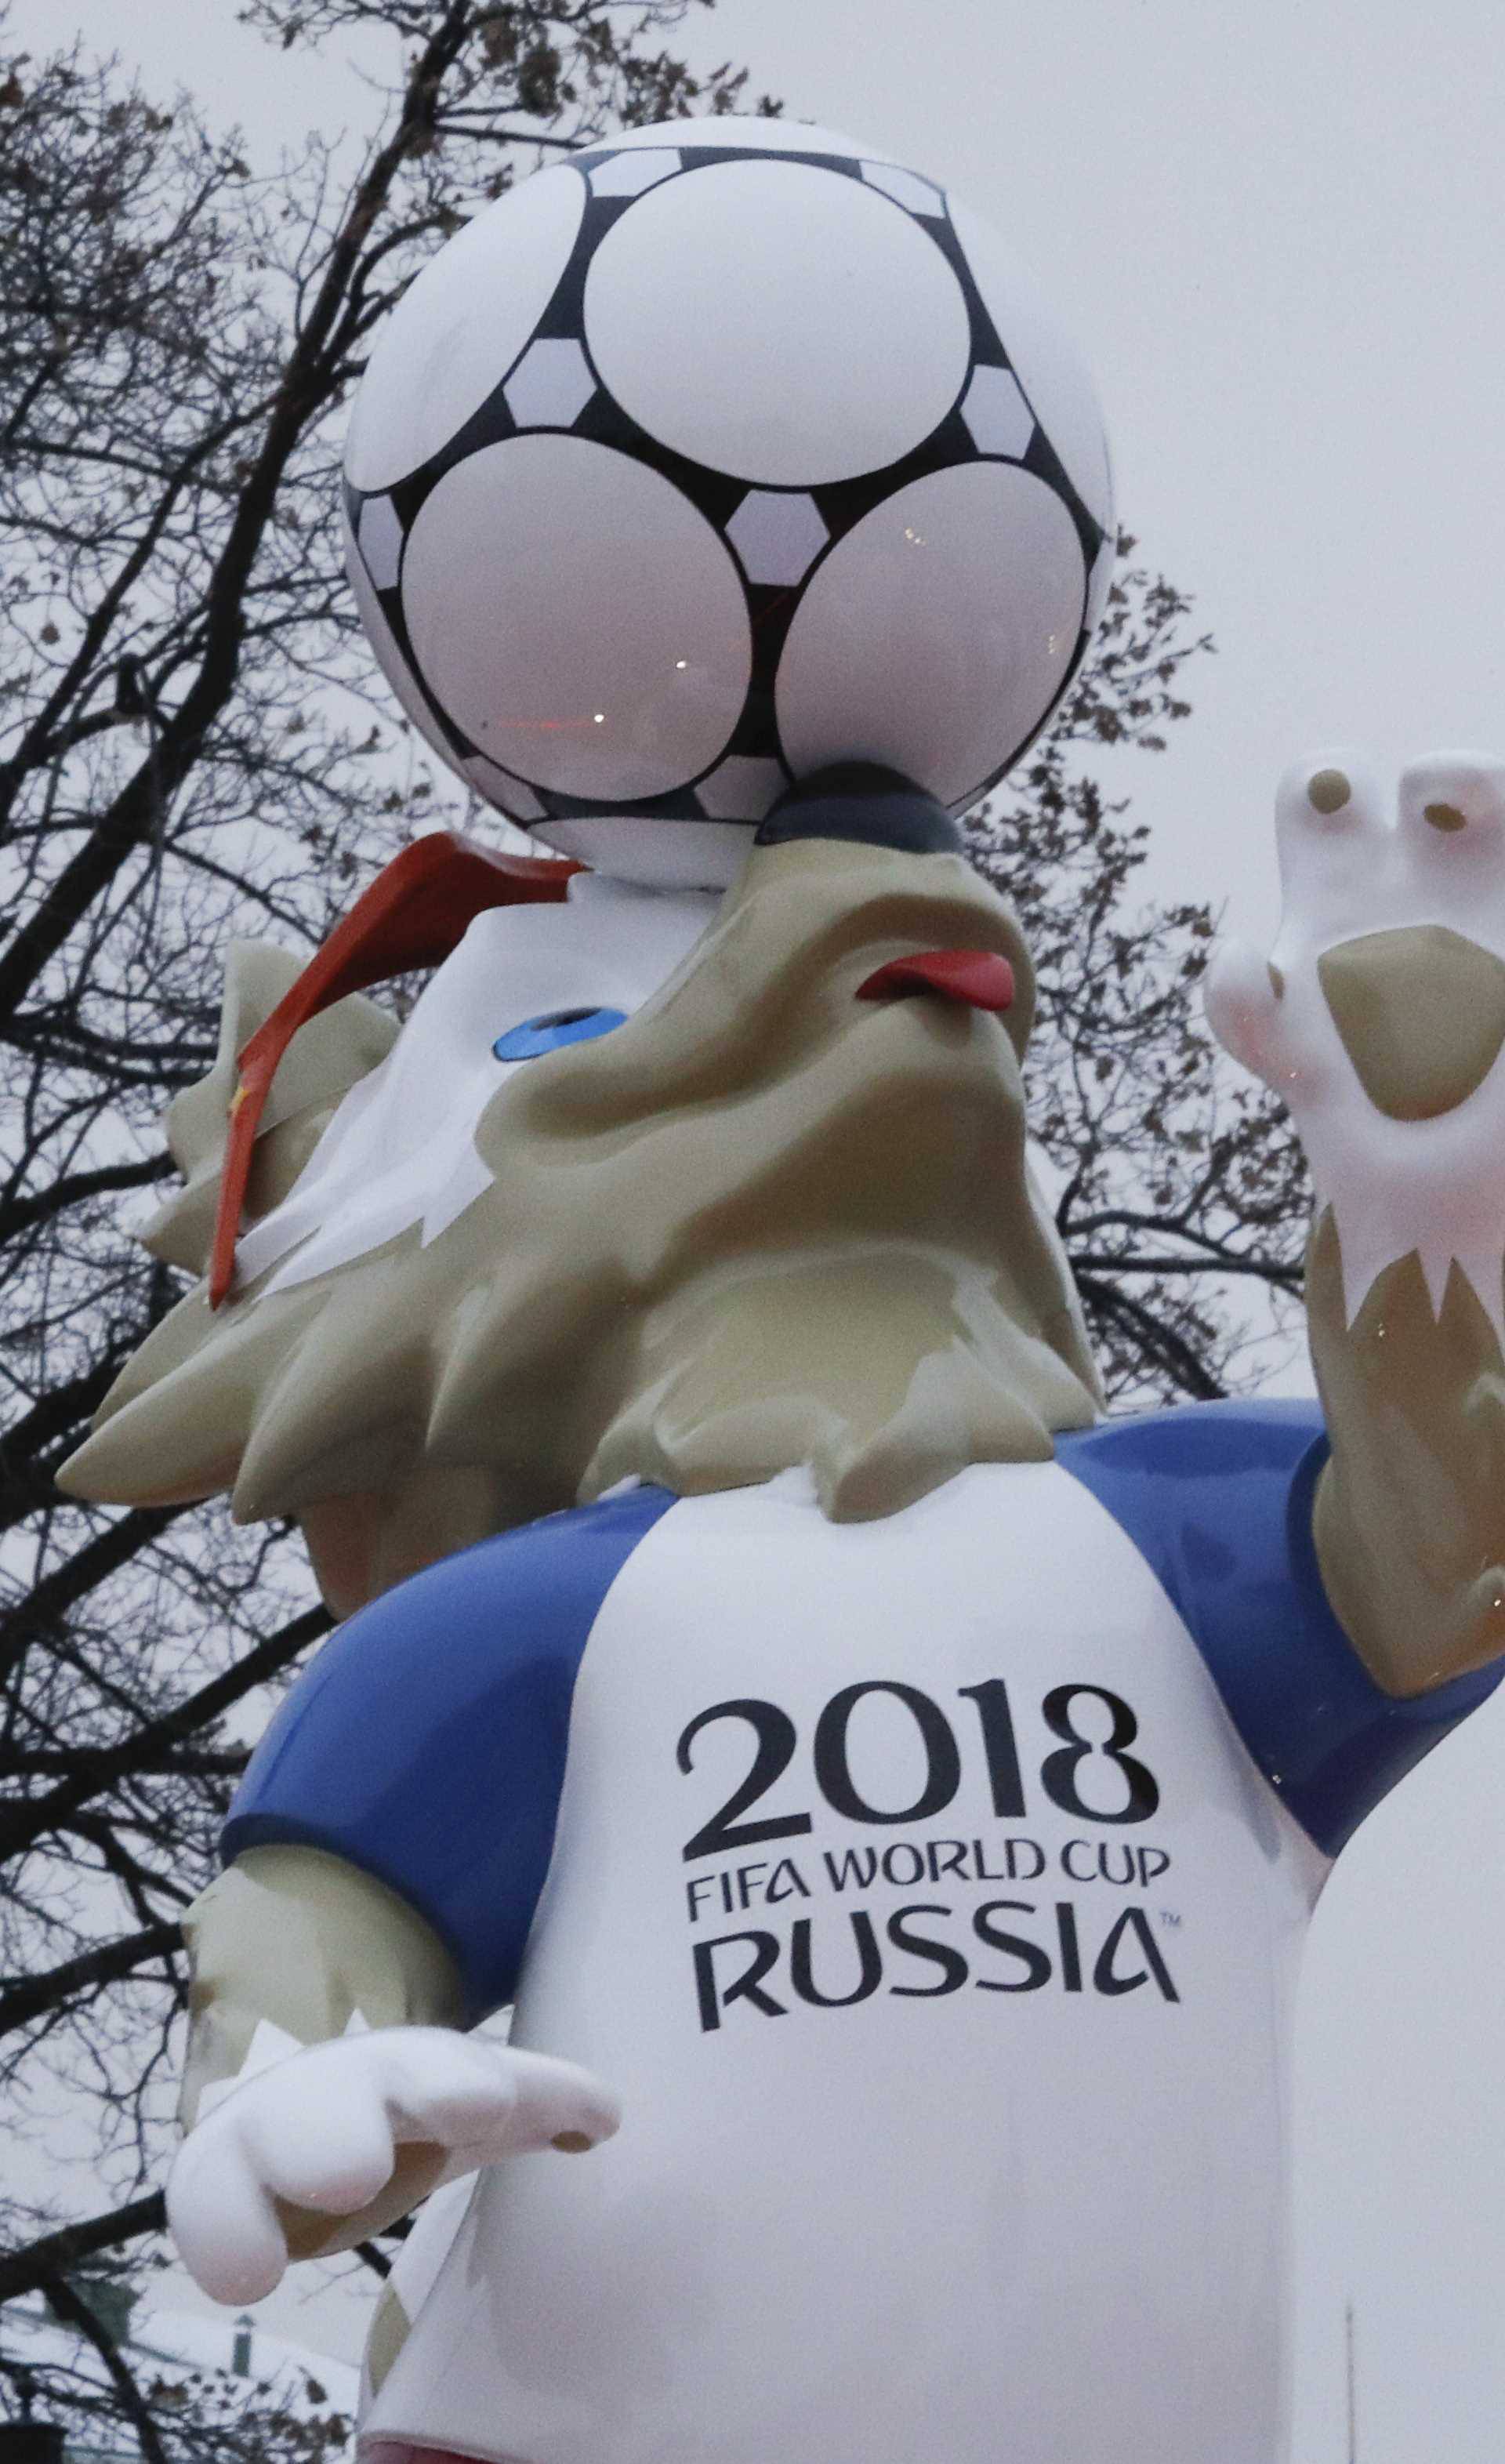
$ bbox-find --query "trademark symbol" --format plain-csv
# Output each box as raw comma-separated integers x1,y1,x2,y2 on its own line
1159,1908,1182,1929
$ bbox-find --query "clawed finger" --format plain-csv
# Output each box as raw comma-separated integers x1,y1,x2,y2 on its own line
372,2031,620,2160
168,2125,290,2306
242,2076,398,2215
165,2028,624,2303
495,2047,622,2154
1203,938,1286,1083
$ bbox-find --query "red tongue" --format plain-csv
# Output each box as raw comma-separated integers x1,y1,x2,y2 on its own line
856,949,1016,1011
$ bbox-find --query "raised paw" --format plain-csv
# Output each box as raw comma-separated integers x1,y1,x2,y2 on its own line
1206,749,1505,1334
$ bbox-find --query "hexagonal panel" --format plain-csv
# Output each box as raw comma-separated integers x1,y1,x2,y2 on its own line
346,165,584,491
464,753,547,824
694,753,788,821
503,338,597,432
950,198,1112,529
724,489,829,587
589,147,682,199
356,492,404,592
860,160,945,219
960,364,1035,460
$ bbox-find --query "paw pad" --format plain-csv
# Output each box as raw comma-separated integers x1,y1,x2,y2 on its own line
1307,768,1352,815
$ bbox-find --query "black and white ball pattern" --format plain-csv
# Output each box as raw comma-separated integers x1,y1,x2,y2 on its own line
343,115,1115,888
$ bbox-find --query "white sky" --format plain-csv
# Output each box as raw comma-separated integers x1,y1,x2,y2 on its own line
18,2,1505,2455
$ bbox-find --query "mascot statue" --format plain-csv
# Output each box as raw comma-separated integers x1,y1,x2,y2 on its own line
56,115,1505,2464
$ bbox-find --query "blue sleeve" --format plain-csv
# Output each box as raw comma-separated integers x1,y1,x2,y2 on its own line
1057,1399,1504,1859
223,1485,676,2021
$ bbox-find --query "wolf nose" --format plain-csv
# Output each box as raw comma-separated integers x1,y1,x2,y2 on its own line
855,950,1016,1011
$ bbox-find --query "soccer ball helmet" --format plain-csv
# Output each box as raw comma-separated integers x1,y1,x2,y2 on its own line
343,115,1114,888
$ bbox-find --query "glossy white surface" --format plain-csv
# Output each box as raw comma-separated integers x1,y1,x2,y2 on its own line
959,362,1035,459
354,493,404,592
366,1464,1325,2464
601,114,874,158
502,337,597,431
234,875,720,1297
582,158,972,487
400,436,752,801
586,147,681,199
344,166,586,492
859,157,945,216
532,813,760,890
777,460,1087,807
948,197,1115,534
461,753,546,825
689,752,790,823
169,2029,618,2306
341,503,455,768
723,488,829,586
1207,749,1505,1340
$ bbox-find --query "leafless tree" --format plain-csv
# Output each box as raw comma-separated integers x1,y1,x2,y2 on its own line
970,557,1308,1405
0,4,1305,2452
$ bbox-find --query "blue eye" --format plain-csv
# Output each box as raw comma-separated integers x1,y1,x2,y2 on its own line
492,1006,628,1061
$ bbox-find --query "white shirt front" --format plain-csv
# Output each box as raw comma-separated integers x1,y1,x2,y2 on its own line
367,1462,1327,2464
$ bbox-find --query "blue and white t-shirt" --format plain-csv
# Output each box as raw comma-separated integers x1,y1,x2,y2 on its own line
226,1401,1502,2464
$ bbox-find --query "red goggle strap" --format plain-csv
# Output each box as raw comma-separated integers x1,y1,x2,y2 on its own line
209,833,580,1308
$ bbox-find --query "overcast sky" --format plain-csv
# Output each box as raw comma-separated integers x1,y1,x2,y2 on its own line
18,4,1505,2456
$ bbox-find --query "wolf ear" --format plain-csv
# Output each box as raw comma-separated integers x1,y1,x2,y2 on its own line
194,833,578,1305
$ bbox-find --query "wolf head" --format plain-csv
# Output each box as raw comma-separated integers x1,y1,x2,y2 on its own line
60,778,1101,1609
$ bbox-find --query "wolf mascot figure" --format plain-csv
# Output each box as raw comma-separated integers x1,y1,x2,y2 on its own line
60,753,1505,2464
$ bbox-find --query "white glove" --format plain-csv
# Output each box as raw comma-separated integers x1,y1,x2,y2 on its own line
167,2024,621,2304
1206,748,1505,1338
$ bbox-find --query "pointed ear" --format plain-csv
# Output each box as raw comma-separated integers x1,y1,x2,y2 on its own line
209,833,579,1308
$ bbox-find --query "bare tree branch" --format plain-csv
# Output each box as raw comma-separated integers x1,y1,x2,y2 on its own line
38,2272,172,2464
0,2197,166,2309
0,1921,182,2042
0,1603,330,1857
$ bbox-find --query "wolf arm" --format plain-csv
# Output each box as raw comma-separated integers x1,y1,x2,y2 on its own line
178,1845,470,2259
1304,1215,1505,1698
173,1845,616,2302
172,1490,663,2291
1207,751,1505,1700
